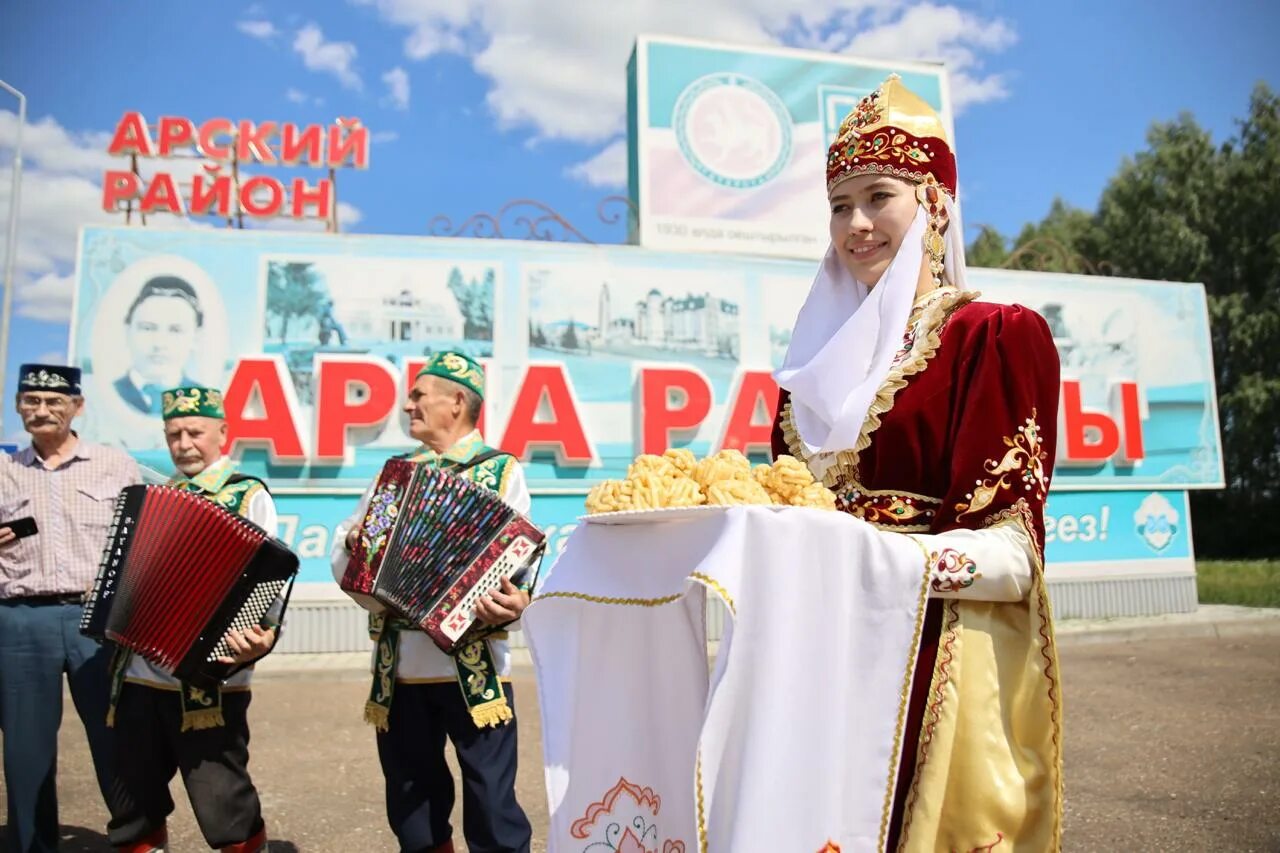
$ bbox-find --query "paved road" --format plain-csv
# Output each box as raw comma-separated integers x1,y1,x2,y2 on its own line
3,632,1278,851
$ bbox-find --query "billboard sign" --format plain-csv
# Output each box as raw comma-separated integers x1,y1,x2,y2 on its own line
68,226,1222,583
627,35,953,259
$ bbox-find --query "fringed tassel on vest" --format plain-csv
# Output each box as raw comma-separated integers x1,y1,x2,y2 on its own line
180,706,226,732
468,694,514,729
364,700,391,732
180,684,225,731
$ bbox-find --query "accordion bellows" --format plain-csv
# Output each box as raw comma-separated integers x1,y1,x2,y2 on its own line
81,484,298,687
341,459,546,655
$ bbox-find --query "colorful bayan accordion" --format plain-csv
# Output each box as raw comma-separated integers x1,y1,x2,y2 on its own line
81,484,299,687
340,458,546,654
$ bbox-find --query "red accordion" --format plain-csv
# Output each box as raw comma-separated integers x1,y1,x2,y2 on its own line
340,458,546,654
81,484,298,687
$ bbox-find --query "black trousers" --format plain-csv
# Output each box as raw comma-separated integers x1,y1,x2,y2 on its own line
105,684,265,849
377,682,531,853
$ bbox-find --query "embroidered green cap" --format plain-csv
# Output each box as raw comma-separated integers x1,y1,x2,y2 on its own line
415,351,485,399
161,386,226,420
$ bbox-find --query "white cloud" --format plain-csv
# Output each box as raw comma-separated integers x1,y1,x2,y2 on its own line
237,19,280,40
0,111,364,325
359,1,1015,146
293,23,363,91
15,272,76,322
285,87,325,106
350,0,473,59
565,138,627,188
381,67,411,111
837,3,1017,112
0,112,113,176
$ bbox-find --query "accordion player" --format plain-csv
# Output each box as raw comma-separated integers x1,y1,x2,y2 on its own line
81,482,299,689
339,456,547,655
332,352,542,852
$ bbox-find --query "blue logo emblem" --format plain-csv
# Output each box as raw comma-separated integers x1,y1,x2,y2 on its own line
673,73,793,190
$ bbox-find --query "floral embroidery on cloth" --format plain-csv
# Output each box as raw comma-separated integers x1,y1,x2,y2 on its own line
955,410,1048,521
359,480,402,561
927,547,981,593
570,777,687,853
837,485,940,530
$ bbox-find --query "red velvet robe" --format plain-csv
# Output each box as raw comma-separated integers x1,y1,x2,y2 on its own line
771,290,1060,848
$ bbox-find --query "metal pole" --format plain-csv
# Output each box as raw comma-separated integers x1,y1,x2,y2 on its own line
0,79,26,398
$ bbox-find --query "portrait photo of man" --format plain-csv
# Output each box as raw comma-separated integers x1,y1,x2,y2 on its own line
114,275,203,415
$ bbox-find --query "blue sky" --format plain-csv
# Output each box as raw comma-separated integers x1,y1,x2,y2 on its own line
1,0,1277,439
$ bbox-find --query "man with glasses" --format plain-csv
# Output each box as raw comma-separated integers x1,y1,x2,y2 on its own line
1,363,140,852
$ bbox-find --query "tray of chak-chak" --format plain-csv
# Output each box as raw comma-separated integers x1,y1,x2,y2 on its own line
578,450,838,526
580,504,737,525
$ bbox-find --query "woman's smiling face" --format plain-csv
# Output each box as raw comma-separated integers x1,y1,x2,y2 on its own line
828,174,919,288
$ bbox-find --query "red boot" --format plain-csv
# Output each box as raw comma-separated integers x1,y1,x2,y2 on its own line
218,826,268,853
116,825,168,853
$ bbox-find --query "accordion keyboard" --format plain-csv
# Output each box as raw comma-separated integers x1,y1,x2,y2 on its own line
440,534,538,642
206,578,289,662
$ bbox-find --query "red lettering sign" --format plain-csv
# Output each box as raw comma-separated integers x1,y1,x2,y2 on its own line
1114,381,1146,465
107,112,153,157
101,170,140,212
103,113,367,222
718,370,780,455
156,116,195,156
637,366,712,456
223,357,306,462
500,364,593,463
1059,379,1146,466
314,357,400,462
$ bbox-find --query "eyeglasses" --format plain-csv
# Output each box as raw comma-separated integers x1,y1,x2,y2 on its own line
17,395,75,413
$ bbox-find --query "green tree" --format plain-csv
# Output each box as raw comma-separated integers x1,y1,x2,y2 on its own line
1093,115,1223,283
966,225,1008,268
1004,198,1106,274
1102,87,1280,557
965,85,1280,556
560,319,579,350
266,262,326,345
446,267,495,341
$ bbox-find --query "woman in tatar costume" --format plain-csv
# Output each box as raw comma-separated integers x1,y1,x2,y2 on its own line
772,75,1064,852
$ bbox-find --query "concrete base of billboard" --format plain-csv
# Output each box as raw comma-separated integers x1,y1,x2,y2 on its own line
1047,573,1199,620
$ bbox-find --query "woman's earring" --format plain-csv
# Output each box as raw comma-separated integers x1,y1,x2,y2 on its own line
916,179,948,288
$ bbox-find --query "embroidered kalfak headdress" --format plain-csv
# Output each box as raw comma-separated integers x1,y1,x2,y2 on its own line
826,73,955,197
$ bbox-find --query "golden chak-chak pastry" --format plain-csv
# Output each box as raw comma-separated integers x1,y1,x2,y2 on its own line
764,454,816,502
626,454,681,482
751,464,785,504
585,479,634,514
584,448,837,514
791,481,838,511
661,447,697,478
662,476,705,508
692,448,752,490
705,478,773,507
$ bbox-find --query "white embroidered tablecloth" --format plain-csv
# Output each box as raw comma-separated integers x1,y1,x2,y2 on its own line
524,505,930,853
